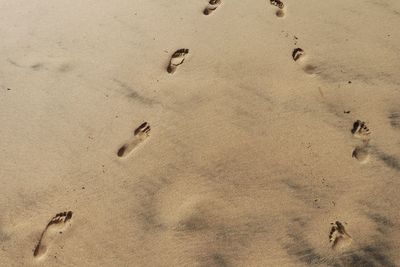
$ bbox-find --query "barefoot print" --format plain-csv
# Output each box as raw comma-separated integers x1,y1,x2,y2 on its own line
269,0,285,17
203,0,221,15
117,122,151,158
350,120,371,163
33,211,73,259
167,49,189,74
329,221,352,250
292,48,318,74
292,48,304,61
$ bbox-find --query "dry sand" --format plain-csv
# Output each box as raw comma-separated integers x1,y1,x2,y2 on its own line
1,0,400,266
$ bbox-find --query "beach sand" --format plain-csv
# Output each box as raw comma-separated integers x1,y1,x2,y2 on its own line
1,0,400,266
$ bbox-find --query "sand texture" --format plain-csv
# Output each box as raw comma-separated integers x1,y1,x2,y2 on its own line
1,0,400,266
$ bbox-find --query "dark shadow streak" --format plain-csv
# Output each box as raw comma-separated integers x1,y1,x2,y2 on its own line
112,79,158,106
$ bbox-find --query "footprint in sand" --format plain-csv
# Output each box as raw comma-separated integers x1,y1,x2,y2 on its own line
167,49,189,74
351,120,371,163
269,0,285,17
33,211,73,259
329,221,352,250
117,122,151,158
292,48,318,75
203,0,222,15
292,48,304,61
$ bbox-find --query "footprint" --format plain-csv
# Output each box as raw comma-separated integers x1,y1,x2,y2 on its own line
351,120,371,140
167,49,189,74
350,120,371,163
329,221,352,250
352,146,370,164
117,122,151,158
270,0,285,17
203,0,221,15
292,48,318,75
292,48,304,61
33,211,73,259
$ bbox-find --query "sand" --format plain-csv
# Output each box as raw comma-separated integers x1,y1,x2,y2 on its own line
1,0,400,266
